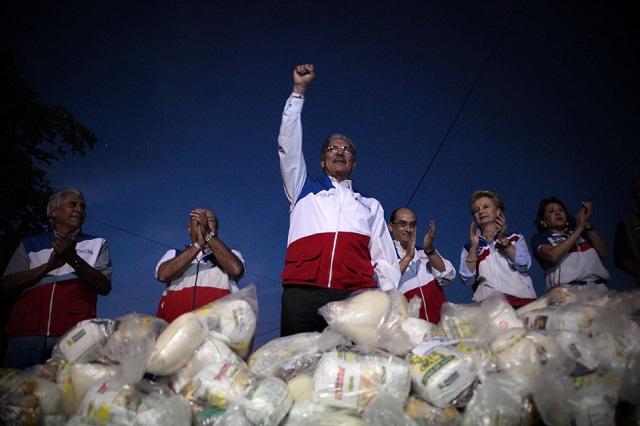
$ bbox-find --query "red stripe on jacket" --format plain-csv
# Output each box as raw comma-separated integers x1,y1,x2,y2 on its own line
282,232,376,290
156,286,231,323
403,280,447,324
5,278,97,337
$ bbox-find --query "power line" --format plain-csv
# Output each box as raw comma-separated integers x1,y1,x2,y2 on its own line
406,0,521,207
87,215,174,249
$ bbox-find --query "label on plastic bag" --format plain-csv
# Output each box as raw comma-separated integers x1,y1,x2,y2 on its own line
412,337,458,356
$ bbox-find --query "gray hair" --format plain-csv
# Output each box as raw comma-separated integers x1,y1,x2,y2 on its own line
320,133,357,162
47,188,84,223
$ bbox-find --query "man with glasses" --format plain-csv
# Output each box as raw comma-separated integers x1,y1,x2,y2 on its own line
278,64,400,336
388,208,455,324
154,208,245,322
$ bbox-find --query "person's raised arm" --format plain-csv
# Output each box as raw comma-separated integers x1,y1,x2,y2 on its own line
292,64,315,95
278,64,316,205
535,202,593,263
579,202,608,258
157,216,204,283
398,228,416,275
423,221,446,272
201,209,245,282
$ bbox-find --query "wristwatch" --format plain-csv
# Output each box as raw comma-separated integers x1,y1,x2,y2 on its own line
68,254,81,268
205,231,216,242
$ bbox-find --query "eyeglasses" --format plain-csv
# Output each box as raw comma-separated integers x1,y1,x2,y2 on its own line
391,221,417,228
325,145,354,155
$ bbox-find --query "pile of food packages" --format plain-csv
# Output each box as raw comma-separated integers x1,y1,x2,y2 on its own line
1,283,639,425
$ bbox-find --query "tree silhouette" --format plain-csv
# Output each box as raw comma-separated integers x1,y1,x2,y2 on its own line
0,50,99,273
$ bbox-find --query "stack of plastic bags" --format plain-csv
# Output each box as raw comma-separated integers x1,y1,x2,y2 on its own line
2,282,640,425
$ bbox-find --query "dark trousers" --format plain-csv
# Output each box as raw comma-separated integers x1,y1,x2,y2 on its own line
4,336,59,369
280,285,353,336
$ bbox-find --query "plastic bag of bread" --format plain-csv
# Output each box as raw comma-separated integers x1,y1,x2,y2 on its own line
284,400,366,426
56,361,122,415
409,338,476,408
361,393,417,426
247,332,322,378
475,293,523,341
552,330,599,374
240,376,292,426
147,312,207,376
319,289,391,347
516,284,609,317
52,319,114,364
105,313,167,384
533,369,619,426
376,290,416,355
400,317,432,349
0,373,66,426
194,284,258,359
439,302,481,340
404,396,460,426
489,329,563,394
181,352,254,410
169,335,245,394
454,340,497,381
313,349,410,411
520,304,597,334
461,373,529,426
68,379,191,426
191,401,250,426
319,290,414,355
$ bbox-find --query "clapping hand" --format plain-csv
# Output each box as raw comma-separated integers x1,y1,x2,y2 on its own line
469,221,481,248
423,220,436,251
496,211,508,239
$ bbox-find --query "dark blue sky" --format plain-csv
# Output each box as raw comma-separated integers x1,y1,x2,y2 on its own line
4,1,638,346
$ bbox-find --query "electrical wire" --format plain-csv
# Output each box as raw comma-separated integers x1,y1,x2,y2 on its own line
406,0,521,207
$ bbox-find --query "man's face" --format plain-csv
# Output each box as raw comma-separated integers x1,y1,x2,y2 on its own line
320,138,356,181
388,208,417,246
52,193,86,232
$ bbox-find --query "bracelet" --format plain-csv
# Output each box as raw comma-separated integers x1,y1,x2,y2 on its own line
204,231,216,242
424,247,436,256
192,242,202,250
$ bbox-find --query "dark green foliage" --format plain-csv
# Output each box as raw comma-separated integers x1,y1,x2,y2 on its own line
0,51,99,274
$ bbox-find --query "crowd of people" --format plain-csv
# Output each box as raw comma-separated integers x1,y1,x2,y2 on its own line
2,64,638,370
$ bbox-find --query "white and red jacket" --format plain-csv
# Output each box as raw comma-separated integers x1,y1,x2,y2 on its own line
3,231,111,337
154,247,245,322
458,233,537,302
394,240,455,324
278,94,400,291
530,229,609,289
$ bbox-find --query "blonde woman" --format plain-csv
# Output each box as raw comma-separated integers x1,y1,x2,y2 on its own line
459,190,537,307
